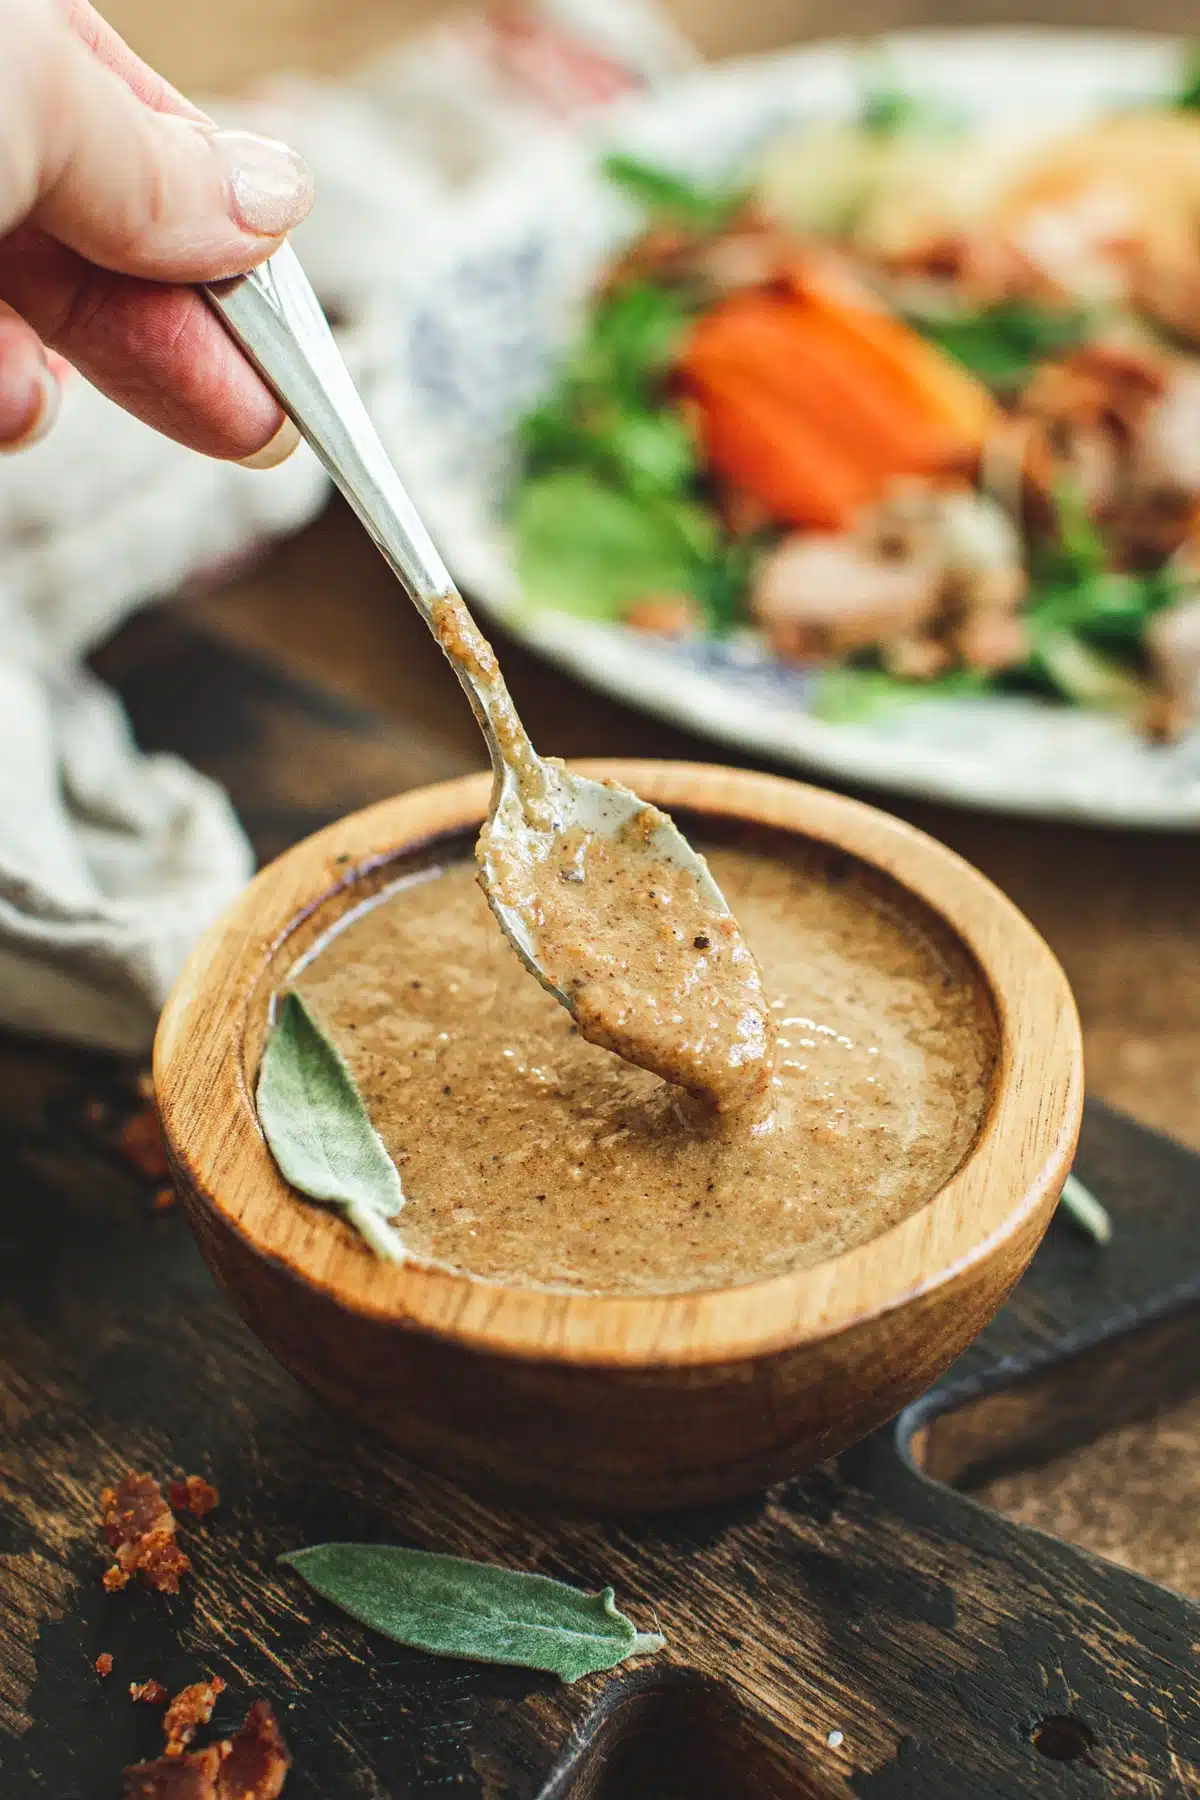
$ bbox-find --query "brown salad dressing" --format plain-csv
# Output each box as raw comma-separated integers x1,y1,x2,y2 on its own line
482,811,775,1115
293,835,997,1296
429,592,773,1112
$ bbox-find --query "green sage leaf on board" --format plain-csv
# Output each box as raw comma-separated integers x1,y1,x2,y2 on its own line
1058,1172,1113,1246
281,1543,666,1682
257,991,406,1262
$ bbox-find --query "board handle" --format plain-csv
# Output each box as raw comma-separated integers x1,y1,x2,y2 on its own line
904,1100,1200,1487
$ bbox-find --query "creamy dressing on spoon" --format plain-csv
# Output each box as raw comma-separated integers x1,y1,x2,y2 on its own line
481,812,775,1115
430,592,774,1113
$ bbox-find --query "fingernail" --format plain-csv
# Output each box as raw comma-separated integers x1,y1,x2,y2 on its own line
211,128,314,238
238,415,301,470
0,361,60,455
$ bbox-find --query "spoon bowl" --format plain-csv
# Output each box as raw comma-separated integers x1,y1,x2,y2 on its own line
481,758,730,1000
155,762,1083,1512
480,752,774,1111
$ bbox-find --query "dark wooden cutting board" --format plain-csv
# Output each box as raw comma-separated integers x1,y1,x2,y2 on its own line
1,613,1197,1798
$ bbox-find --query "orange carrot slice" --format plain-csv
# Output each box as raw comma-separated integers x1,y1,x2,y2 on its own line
687,359,880,530
683,297,953,476
786,265,998,443
674,273,999,528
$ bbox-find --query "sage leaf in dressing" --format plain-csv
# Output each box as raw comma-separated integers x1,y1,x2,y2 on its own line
257,991,406,1261
281,1544,666,1682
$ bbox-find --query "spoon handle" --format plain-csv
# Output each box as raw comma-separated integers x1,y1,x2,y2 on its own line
206,245,452,607
203,246,533,778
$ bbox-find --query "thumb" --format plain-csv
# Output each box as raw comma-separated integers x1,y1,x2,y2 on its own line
29,22,313,281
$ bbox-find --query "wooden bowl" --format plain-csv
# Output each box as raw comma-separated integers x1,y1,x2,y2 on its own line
155,762,1083,1511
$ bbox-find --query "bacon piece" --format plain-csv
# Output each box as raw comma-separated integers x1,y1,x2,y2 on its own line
101,1472,190,1596
131,1681,170,1707
164,1679,226,1755
118,1106,170,1180
216,1702,291,1799
168,1476,220,1521
123,1702,290,1800
124,1745,224,1799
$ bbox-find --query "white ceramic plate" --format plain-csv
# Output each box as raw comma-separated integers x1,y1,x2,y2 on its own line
377,29,1200,827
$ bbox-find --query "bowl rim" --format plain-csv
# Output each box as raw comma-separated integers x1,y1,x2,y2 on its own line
155,760,1083,1369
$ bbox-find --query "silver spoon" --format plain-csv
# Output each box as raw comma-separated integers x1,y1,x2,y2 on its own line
204,247,771,1108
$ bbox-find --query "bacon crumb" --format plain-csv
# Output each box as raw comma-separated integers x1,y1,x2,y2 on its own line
123,1744,223,1799
95,1653,114,1678
168,1475,219,1520
118,1106,170,1180
216,1702,290,1798
153,1187,177,1213
123,1700,290,1800
131,1680,170,1706
101,1472,190,1595
164,1679,226,1754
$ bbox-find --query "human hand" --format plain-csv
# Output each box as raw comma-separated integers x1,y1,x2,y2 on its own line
0,0,314,461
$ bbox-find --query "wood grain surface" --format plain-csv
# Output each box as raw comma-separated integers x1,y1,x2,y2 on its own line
1,619,1197,1798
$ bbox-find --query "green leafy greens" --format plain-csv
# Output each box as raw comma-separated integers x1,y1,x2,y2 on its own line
512,211,749,629
516,282,696,514
914,301,1093,392
859,84,957,139
1176,42,1200,111
811,665,987,725
513,131,1170,722
1024,486,1172,712
561,280,693,403
811,486,1171,723
282,1544,666,1682
257,990,406,1262
601,152,744,232
857,53,964,140
517,469,717,621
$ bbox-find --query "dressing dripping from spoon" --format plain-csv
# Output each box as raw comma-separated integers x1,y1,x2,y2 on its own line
205,247,775,1112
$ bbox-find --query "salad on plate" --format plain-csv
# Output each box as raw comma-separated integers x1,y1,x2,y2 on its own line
512,58,1200,740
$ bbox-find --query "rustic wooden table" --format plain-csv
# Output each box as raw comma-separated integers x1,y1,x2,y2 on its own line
1,9,1197,1795
103,0,1200,1602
